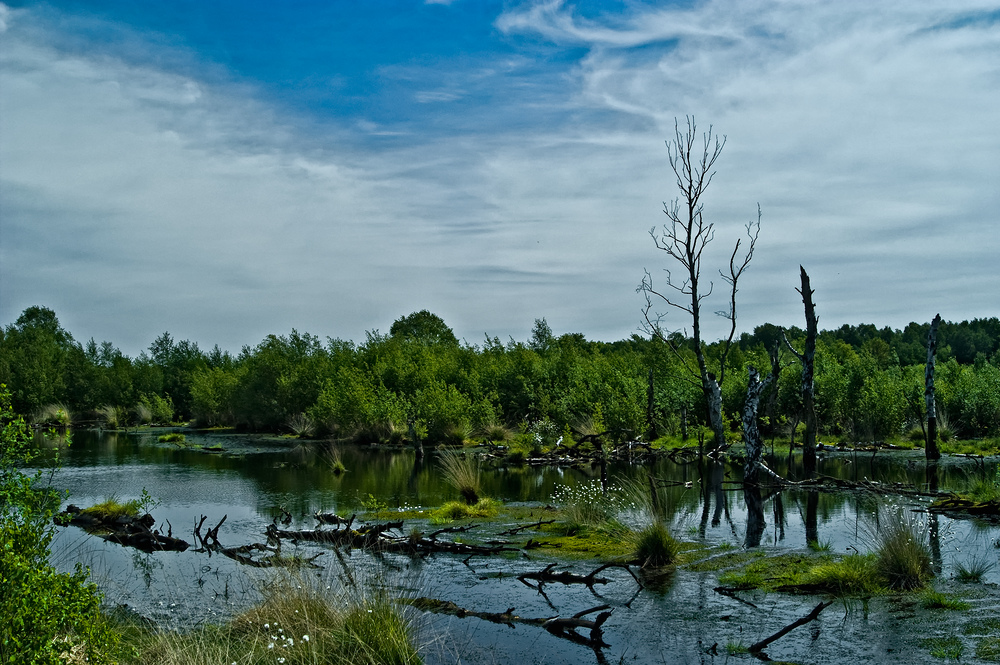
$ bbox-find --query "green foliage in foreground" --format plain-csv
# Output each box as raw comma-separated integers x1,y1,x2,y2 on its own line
123,574,421,665
1,386,121,664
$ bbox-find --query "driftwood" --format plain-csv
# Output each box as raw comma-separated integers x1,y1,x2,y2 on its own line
409,597,613,649
266,521,519,557
748,600,833,655
499,519,556,536
194,515,322,568
928,495,1000,520
57,505,189,553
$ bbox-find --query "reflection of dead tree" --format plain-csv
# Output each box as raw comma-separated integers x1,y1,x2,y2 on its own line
410,597,613,651
517,563,642,592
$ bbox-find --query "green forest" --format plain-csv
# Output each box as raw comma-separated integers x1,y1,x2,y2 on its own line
2,305,999,450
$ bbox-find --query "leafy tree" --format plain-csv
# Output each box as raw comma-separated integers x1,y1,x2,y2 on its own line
389,310,458,346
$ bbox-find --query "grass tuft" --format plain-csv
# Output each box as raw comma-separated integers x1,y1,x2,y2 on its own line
873,511,933,591
956,556,994,583
127,573,421,665
920,589,970,610
429,498,501,523
633,521,680,568
438,451,481,505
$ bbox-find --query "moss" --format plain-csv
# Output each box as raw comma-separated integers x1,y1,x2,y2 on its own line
157,433,186,443
684,549,764,573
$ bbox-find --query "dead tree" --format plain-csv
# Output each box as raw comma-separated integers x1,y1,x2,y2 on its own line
783,266,819,477
925,313,942,461
639,116,760,452
742,366,775,485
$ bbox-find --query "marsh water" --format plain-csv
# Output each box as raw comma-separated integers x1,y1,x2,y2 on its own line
40,430,1000,664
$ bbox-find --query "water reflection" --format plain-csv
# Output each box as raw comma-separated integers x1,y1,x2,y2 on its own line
35,430,1000,663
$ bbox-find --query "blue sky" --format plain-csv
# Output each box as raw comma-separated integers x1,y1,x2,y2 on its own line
1,0,998,356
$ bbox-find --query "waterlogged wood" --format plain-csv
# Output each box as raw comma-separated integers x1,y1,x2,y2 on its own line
748,600,833,655
57,505,190,552
742,366,777,485
266,521,518,557
929,495,1000,518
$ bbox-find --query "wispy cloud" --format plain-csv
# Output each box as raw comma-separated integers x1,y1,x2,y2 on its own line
1,1,997,355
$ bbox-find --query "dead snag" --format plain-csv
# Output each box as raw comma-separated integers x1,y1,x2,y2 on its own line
748,600,833,655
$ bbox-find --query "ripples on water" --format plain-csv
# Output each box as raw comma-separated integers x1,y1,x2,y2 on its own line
40,431,1000,664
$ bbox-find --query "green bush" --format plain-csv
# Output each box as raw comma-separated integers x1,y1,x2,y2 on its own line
1,386,120,663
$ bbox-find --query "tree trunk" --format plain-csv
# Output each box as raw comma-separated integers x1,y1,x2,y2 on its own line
799,267,818,477
742,366,773,484
784,266,818,478
706,372,726,451
925,313,942,461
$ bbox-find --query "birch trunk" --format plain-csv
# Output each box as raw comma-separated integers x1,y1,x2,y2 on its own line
925,313,942,460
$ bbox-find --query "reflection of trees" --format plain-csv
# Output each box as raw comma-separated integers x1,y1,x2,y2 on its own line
805,492,818,546
743,484,765,548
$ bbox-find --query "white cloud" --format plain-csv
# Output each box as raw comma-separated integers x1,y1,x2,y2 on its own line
2,1,998,355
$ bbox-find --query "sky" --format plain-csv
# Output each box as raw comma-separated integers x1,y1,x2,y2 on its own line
1,0,998,357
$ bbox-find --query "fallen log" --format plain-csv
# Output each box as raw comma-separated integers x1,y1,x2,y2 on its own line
748,600,833,655
57,505,189,552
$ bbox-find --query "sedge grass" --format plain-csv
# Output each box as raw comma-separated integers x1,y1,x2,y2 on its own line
437,451,481,505
125,572,421,665
633,521,680,568
873,511,933,591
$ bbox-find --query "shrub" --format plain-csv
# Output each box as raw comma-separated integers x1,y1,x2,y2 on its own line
1,386,120,664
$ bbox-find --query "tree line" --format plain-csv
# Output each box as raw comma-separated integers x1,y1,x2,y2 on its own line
1,305,998,445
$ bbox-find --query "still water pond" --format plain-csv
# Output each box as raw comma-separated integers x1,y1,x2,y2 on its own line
42,430,1000,664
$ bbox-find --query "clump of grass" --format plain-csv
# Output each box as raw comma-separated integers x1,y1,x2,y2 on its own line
97,404,127,429
158,433,186,444
921,635,964,660
130,573,420,665
287,412,316,438
480,422,511,445
634,521,680,568
873,511,933,590
429,498,501,523
81,495,141,521
552,480,628,536
977,637,1000,661
804,554,880,595
807,539,833,552
35,403,72,427
438,451,481,505
920,589,970,610
956,556,994,583
323,445,347,475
